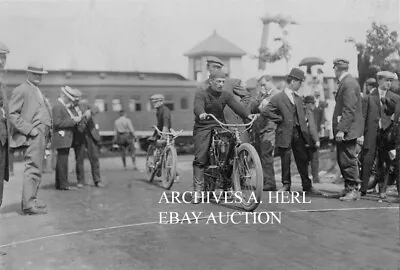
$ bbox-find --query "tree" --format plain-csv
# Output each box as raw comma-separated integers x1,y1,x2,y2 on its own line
346,22,400,88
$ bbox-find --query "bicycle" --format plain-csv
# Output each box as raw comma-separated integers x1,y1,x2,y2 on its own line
145,126,183,189
203,113,263,212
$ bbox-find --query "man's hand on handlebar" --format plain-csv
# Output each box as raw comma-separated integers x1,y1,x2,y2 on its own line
247,114,258,120
199,113,208,120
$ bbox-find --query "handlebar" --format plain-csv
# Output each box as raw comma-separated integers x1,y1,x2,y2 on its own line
153,126,183,138
204,113,258,128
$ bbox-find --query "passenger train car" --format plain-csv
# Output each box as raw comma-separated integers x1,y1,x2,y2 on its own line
3,70,198,152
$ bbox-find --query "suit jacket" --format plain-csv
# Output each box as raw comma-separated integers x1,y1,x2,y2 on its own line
263,90,314,148
9,81,52,148
249,89,280,135
73,104,101,146
51,100,77,149
312,100,327,132
332,74,364,141
0,82,9,146
362,89,400,149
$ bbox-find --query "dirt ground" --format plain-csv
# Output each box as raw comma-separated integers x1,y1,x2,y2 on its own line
0,154,399,270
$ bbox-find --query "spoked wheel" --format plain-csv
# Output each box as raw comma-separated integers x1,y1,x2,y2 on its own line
232,143,263,212
161,145,177,190
146,144,157,182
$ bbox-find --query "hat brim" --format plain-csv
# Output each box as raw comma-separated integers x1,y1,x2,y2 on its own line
288,75,304,81
26,68,48,74
61,87,79,101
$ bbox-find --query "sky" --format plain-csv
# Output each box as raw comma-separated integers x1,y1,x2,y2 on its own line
0,0,399,81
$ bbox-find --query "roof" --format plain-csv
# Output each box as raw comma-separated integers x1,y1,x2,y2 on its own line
184,30,246,57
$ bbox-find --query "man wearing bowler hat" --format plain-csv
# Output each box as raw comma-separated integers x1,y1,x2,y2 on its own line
0,41,10,207
332,58,364,201
263,67,322,196
52,86,83,190
8,62,52,215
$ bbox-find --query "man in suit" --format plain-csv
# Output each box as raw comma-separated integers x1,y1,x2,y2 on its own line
0,41,10,208
332,59,364,201
380,85,400,203
249,75,279,191
313,90,328,137
304,96,322,183
359,71,400,198
8,63,52,215
365,78,377,96
73,98,105,188
51,86,82,190
263,68,322,195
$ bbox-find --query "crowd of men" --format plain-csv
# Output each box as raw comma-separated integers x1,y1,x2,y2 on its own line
191,56,400,204
0,41,149,215
1,39,400,212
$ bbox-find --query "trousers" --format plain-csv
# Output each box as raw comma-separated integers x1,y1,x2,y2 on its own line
19,132,46,210
55,148,70,189
74,134,101,184
336,139,360,188
276,127,312,191
253,129,276,189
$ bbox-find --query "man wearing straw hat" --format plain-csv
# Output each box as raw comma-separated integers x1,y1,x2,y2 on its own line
0,41,10,208
8,62,52,215
51,86,83,191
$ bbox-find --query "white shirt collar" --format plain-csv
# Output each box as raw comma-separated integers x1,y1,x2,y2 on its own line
378,87,387,95
339,72,350,82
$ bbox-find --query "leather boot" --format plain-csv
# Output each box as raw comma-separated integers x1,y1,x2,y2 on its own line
192,166,204,204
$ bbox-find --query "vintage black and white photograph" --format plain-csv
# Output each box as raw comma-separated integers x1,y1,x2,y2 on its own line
0,0,399,269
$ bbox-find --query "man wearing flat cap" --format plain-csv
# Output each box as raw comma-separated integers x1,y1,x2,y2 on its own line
51,86,83,191
263,68,322,196
8,62,52,214
198,56,250,97
332,58,364,201
359,71,400,199
191,70,255,203
198,57,252,142
0,41,10,207
365,78,377,96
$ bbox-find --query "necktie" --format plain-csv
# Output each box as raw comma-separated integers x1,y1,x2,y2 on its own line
292,92,296,105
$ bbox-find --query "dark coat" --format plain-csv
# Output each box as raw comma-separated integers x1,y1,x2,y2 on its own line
51,100,76,149
263,90,316,148
332,74,364,140
362,89,400,149
0,82,9,182
312,100,327,132
73,104,101,146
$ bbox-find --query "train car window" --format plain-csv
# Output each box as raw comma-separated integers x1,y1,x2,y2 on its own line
180,97,189,110
129,98,142,112
94,99,107,112
112,99,122,112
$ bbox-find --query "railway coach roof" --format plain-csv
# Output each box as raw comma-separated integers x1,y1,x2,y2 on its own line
3,70,198,86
